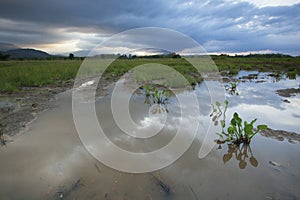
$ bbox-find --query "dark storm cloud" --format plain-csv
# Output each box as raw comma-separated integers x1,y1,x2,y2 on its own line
0,0,299,54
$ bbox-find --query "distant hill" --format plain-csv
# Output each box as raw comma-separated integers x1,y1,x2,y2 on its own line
0,42,52,59
6,48,50,59
66,48,171,57
0,42,19,52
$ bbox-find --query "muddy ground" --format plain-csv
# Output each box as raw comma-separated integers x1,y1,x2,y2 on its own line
0,77,118,142
276,87,300,97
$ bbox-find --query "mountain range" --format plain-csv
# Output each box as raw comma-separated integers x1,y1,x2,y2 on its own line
0,43,173,59
0,42,51,59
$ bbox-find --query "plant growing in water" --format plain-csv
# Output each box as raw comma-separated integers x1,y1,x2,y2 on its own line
141,84,169,105
151,87,169,105
211,100,268,145
140,84,170,114
218,112,267,145
225,81,240,95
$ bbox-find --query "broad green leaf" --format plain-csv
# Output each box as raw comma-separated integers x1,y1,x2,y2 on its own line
228,126,234,135
244,124,253,136
233,112,239,120
216,133,224,139
231,118,236,126
250,118,257,126
224,100,229,106
257,125,268,131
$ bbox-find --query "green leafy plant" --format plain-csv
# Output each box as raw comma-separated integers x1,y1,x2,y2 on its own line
151,87,169,105
218,112,267,145
211,100,268,145
141,85,169,105
140,84,170,114
225,81,240,95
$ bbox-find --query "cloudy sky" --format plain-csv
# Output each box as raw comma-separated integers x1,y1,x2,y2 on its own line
0,0,300,55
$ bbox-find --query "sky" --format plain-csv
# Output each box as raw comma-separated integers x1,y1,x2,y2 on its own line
0,0,300,55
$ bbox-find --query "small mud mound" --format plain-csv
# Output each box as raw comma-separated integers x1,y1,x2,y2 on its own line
261,128,300,143
276,88,300,97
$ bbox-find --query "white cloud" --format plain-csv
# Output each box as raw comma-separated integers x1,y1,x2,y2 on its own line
237,0,300,8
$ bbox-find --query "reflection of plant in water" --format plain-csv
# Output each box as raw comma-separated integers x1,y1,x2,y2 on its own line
225,81,240,95
211,101,267,145
218,143,258,169
150,104,169,114
269,72,283,82
210,100,228,127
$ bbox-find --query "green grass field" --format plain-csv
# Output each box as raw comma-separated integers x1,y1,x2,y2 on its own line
0,56,300,92
0,60,82,91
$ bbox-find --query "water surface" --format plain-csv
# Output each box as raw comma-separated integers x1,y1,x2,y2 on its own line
0,72,299,199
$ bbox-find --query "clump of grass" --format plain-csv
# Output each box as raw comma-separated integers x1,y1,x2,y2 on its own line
228,68,240,75
287,70,297,79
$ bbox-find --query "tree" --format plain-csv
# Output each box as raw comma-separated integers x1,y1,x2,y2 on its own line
69,53,74,59
0,53,10,61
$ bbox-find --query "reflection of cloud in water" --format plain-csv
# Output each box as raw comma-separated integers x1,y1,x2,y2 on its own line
40,145,88,181
227,99,300,133
224,72,300,110
138,116,166,131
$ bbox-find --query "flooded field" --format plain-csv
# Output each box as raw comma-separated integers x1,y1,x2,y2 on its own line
0,71,300,199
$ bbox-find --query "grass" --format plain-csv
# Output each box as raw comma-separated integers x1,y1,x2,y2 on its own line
0,55,300,92
211,55,300,74
0,60,82,92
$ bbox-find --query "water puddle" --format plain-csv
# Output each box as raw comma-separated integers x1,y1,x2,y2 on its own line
0,96,21,113
0,71,299,199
